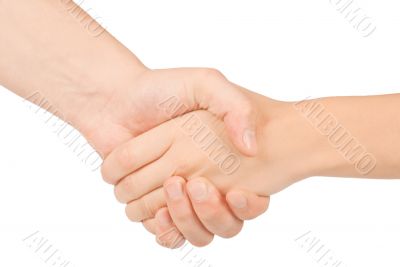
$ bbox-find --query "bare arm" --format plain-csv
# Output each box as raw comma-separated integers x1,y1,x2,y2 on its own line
0,0,145,129
290,94,400,179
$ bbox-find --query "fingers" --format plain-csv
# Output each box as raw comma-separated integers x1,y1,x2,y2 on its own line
141,181,268,249
101,124,174,185
163,176,214,247
191,68,258,156
142,218,157,234
154,208,186,249
114,157,174,203
226,190,270,220
186,178,243,238
125,188,166,222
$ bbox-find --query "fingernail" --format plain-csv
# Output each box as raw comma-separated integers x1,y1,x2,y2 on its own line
165,182,183,200
187,181,208,202
229,193,248,209
243,129,256,151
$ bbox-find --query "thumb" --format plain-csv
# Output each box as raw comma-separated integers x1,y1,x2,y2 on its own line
191,69,258,156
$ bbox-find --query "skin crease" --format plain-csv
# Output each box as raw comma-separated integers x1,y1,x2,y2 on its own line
104,93,400,247
0,0,268,247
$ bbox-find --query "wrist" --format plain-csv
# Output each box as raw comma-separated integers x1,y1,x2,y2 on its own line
256,96,340,185
26,47,148,135
1,0,148,133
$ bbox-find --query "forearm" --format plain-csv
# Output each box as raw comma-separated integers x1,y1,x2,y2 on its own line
264,94,400,182
0,0,146,127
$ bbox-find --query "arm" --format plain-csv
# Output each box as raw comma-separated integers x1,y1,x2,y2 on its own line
0,0,145,122
0,0,265,247
0,0,258,156
291,94,400,179
0,0,145,153
103,93,400,197
102,93,400,247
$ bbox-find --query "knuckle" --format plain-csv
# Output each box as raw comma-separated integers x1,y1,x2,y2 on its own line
199,68,225,80
113,186,126,203
125,203,141,222
100,163,112,184
114,178,135,203
116,144,136,171
142,220,155,234
124,205,138,222
139,197,157,220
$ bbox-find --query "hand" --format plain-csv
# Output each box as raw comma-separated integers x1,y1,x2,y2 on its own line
83,66,268,244
142,176,269,248
1,1,261,158
102,96,309,199
75,67,259,157
75,66,267,245
74,66,272,246
0,1,270,246
79,67,271,245
102,94,319,246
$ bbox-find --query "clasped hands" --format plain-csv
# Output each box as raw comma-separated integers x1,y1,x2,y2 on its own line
0,1,315,247
98,67,315,248
1,0,393,251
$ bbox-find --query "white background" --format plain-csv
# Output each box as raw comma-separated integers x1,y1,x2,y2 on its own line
1,0,399,266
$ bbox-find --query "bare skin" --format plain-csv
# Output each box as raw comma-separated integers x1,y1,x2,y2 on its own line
0,0,259,156
103,93,400,247
0,0,268,246
3,0,399,249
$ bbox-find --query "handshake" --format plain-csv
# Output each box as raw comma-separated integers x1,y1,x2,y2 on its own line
95,66,387,248
2,0,397,250
97,67,313,248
